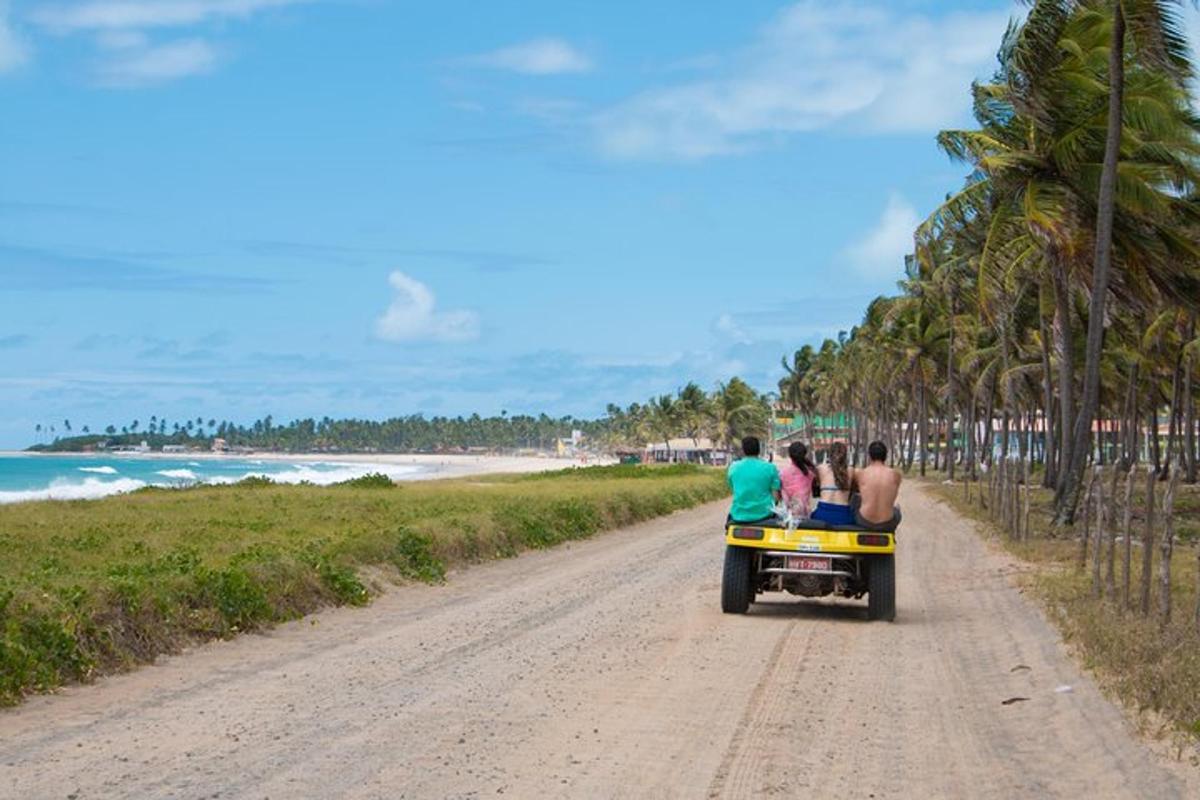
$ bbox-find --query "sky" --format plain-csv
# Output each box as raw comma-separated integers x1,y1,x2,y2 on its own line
1,0,1196,448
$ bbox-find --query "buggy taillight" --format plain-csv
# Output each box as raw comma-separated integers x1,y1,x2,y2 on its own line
731,527,764,540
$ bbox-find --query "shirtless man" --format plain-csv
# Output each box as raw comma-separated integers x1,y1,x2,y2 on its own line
853,440,902,530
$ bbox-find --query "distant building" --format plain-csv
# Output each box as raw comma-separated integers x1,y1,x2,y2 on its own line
162,444,189,453
211,438,229,453
644,438,725,465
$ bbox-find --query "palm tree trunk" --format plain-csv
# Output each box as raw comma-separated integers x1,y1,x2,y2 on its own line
1185,317,1196,483
932,411,940,472
919,376,928,477
1052,257,1075,498
966,398,977,481
947,309,957,482
1165,349,1183,475
1122,466,1134,609
1105,465,1119,599
984,373,997,471
1159,467,1179,624
1039,311,1057,487
1121,361,1139,466
1059,2,1125,525
1150,406,1162,474
1140,466,1156,616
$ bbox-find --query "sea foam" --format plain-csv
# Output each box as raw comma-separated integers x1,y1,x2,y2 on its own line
0,477,148,505
156,469,199,481
230,463,422,486
78,465,119,475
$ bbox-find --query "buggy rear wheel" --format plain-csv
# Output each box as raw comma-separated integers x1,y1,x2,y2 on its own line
721,545,755,614
866,554,896,621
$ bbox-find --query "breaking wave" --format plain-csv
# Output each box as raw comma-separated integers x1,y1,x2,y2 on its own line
222,463,422,486
0,477,148,504
156,469,199,481
0,459,427,505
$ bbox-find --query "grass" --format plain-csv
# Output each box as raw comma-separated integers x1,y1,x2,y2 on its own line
0,463,728,706
922,471,1200,750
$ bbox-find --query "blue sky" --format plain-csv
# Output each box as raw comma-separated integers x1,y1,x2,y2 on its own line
0,0,1190,448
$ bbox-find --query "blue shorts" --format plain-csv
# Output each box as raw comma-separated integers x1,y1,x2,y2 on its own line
810,501,855,526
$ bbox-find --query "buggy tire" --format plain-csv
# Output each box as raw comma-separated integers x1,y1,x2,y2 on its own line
867,554,896,621
721,545,755,614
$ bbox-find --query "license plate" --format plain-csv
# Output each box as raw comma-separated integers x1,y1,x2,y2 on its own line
786,556,830,572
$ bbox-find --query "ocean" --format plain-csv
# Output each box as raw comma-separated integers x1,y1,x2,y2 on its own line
0,454,426,504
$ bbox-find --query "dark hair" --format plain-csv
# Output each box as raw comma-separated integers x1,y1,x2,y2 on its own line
788,441,814,475
828,442,850,491
741,436,761,457
868,440,888,463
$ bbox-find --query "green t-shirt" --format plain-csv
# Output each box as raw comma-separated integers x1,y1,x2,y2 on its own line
726,457,781,522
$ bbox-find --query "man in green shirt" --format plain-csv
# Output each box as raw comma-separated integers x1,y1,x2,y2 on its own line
726,436,782,524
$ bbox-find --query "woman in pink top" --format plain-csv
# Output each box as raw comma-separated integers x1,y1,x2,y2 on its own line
779,441,816,518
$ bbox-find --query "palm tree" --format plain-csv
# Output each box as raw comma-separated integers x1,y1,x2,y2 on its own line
1061,0,1197,522
676,382,710,446
649,395,680,460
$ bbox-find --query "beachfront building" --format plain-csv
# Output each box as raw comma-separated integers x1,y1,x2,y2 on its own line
644,437,726,465
772,413,854,458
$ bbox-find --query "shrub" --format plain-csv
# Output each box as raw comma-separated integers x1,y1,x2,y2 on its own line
336,472,396,489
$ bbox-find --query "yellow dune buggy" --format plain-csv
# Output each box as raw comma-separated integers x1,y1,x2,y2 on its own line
721,520,896,621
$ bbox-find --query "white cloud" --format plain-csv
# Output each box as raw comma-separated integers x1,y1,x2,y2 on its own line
94,37,216,85
464,37,592,75
843,193,919,280
714,313,752,345
30,0,316,85
375,271,480,343
95,29,148,49
0,1,30,73
595,1,1013,160
30,0,312,32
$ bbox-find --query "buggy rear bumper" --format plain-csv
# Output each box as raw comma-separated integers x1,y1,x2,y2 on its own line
724,524,895,555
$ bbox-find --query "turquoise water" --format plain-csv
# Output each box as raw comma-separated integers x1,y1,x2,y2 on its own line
0,454,425,504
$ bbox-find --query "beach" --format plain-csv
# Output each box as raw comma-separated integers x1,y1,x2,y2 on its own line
0,451,604,504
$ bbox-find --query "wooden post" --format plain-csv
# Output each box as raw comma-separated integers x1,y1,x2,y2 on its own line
1140,467,1156,616
1091,467,1104,596
1194,546,1200,634
1104,465,1119,599
1159,466,1179,625
1022,456,1032,542
1121,467,1134,610
1012,470,1022,537
1013,465,1022,538
1078,470,1094,570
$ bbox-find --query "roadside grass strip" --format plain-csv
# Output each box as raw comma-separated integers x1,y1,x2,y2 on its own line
0,464,728,705
925,475,1200,750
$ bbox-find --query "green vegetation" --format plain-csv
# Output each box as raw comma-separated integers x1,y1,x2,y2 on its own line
0,465,727,705
30,412,610,454
602,377,773,454
925,475,1200,744
776,2,1199,526
334,472,397,489
28,378,772,456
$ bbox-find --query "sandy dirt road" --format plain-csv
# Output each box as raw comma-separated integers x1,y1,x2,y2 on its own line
1,484,1195,799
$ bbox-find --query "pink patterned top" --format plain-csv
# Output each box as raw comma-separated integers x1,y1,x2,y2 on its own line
779,463,814,517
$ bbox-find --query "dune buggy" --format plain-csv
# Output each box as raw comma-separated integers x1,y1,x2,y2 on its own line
721,519,896,621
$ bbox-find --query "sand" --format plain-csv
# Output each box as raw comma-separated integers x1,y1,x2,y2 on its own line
1,483,1195,798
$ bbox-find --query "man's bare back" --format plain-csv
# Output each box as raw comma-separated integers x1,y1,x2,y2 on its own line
855,458,901,524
